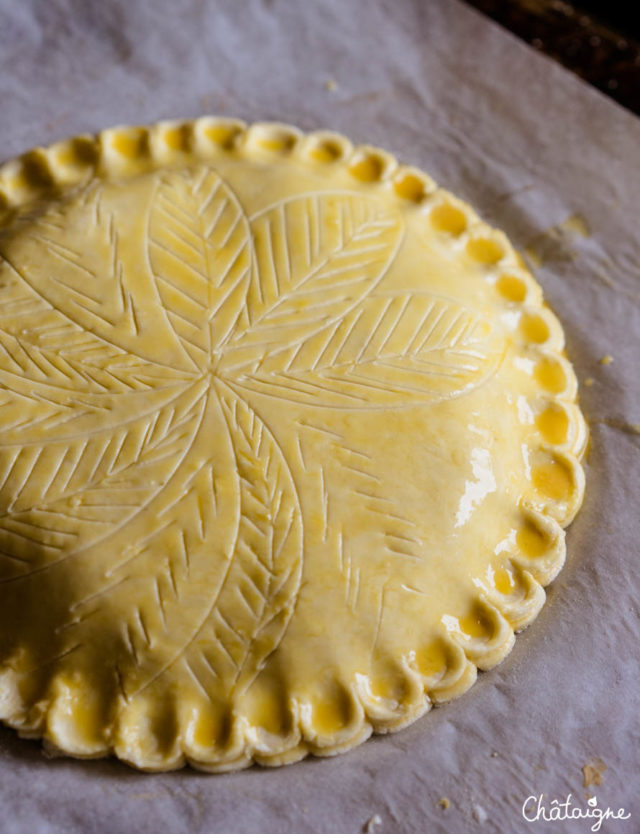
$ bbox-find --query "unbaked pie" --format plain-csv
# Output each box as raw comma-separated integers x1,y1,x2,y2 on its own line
0,119,586,771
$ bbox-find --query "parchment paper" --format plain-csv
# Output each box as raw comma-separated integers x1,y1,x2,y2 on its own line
0,1,638,832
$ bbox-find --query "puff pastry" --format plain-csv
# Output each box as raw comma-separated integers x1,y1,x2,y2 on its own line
0,119,586,771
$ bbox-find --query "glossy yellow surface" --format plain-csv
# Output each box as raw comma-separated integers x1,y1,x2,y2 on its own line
0,119,586,771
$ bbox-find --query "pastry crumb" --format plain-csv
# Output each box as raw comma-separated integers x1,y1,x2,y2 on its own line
364,813,382,832
584,377,594,387
472,803,488,824
599,355,613,366
490,750,499,758
437,797,451,810
582,757,607,787
325,79,338,92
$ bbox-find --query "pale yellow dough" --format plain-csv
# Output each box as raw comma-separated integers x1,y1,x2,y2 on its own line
0,119,586,771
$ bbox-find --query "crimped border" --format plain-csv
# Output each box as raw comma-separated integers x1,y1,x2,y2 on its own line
0,117,587,772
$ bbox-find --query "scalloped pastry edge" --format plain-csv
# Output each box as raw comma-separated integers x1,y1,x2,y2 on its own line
0,117,587,772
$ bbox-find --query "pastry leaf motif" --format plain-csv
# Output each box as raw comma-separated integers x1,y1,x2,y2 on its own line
148,168,253,365
0,166,499,702
228,292,499,408
199,388,303,697
224,193,405,358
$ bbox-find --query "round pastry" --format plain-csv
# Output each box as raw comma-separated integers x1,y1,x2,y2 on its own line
0,119,586,771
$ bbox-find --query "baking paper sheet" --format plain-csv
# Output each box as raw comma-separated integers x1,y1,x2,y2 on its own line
0,1,638,831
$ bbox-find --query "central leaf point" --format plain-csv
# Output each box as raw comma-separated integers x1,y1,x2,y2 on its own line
206,350,222,377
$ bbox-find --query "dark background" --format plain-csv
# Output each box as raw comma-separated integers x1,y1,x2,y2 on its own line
465,0,640,114
574,0,639,36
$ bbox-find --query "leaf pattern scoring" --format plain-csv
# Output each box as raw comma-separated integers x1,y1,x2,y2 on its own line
175,387,303,701
0,163,501,706
228,292,501,408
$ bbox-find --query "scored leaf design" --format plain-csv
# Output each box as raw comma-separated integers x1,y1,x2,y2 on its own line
0,384,208,580
0,185,196,373
225,292,500,408
148,168,254,367
0,163,503,708
0,246,190,397
100,393,243,699
220,193,404,370
173,388,303,700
